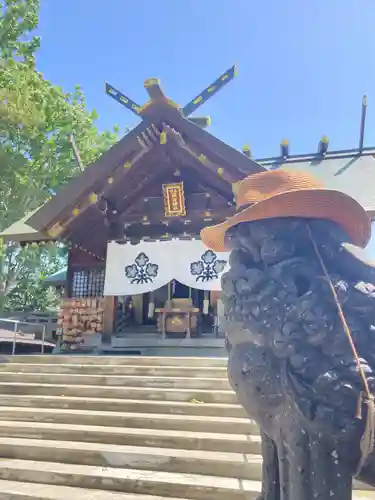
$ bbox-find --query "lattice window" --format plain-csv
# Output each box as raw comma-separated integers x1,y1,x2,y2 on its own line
71,268,105,298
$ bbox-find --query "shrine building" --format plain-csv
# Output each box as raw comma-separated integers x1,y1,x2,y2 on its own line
3,69,375,355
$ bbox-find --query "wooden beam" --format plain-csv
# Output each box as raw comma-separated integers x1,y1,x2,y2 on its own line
118,168,233,225
28,119,152,232
188,117,211,128
168,147,234,201
115,156,173,216
144,78,165,100
65,207,107,254
48,144,153,239
153,105,265,175
68,236,105,261
48,142,156,243
125,192,229,220
65,144,235,256
162,125,240,187
186,138,248,182
105,83,142,116
122,217,225,240
66,208,108,259
67,153,172,255
164,125,247,184
121,206,235,226
182,65,237,117
106,147,167,203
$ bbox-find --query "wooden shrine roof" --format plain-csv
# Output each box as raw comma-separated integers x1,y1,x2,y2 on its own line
0,209,53,242
1,99,264,258
28,104,263,232
5,72,375,258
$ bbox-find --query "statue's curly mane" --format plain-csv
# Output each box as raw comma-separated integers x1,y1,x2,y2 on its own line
221,218,375,496
223,219,375,365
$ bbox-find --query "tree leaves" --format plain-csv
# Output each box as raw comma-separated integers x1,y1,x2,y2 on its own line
0,1,120,230
0,240,66,311
0,1,119,311
0,0,40,62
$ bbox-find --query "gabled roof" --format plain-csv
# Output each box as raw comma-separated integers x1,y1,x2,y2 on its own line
26,119,151,234
0,208,51,242
0,68,266,247
4,79,375,249
22,101,263,238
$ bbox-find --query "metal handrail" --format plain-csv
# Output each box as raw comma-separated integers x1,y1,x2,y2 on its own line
0,318,48,355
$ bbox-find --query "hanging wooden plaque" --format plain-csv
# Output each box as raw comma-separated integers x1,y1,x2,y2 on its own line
162,182,186,217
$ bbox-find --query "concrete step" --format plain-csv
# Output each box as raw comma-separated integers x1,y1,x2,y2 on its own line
0,363,228,378
0,394,246,417
0,480,372,500
353,492,375,499
0,382,237,403
0,476,371,500
0,480,205,500
0,459,259,500
0,437,262,479
4,356,227,367
0,420,261,453
0,373,231,390
0,458,371,500
0,406,257,434
355,481,375,492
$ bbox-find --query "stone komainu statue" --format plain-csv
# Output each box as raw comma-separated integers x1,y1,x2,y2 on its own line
201,170,375,500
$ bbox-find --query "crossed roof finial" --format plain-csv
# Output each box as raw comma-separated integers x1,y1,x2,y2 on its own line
105,65,237,128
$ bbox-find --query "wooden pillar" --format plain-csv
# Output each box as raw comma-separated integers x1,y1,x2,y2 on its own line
65,250,74,298
102,296,115,342
132,294,143,324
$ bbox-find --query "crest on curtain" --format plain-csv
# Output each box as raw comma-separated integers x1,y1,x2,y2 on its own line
104,240,229,295
190,250,227,282
125,252,159,284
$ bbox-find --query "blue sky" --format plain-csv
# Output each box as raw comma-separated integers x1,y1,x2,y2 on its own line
35,0,375,254
37,0,375,158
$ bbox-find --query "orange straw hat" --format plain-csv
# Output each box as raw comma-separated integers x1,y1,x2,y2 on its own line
200,169,371,252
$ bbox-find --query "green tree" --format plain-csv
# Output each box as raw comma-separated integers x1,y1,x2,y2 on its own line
0,60,120,228
0,241,66,312
0,0,40,62
1,0,120,229
0,0,120,311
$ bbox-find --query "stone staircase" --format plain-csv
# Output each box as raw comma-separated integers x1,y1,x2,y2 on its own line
0,355,371,500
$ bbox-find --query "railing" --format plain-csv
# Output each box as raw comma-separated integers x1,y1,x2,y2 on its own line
0,311,58,341
0,318,47,355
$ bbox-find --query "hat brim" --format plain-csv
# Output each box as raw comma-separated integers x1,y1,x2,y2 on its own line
200,188,372,252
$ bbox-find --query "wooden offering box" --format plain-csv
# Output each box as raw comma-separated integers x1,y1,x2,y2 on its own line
156,298,200,339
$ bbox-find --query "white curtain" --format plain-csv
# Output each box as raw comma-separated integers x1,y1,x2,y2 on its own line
104,240,230,296
104,241,174,296
174,240,229,291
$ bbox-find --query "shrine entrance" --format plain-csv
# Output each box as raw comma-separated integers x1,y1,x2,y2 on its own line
113,281,217,338
0,66,265,353
106,239,226,339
